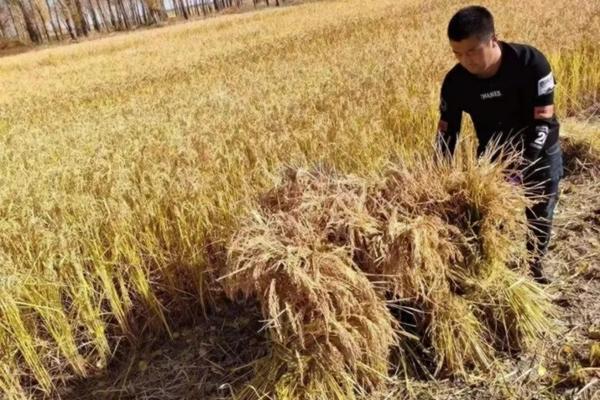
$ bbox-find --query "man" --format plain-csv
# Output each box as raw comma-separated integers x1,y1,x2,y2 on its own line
437,5,563,283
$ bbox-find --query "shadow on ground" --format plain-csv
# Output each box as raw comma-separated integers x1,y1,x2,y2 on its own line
60,300,267,400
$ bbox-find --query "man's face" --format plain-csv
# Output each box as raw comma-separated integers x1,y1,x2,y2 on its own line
450,35,498,76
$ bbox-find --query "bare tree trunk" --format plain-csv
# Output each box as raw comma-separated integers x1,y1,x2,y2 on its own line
132,0,142,25
55,0,74,38
160,0,167,19
56,0,78,38
145,0,165,23
63,0,87,36
16,0,43,43
55,11,65,38
87,0,102,31
159,0,167,19
159,0,168,19
145,0,153,23
7,1,22,38
177,0,187,18
106,0,119,29
33,0,51,40
127,0,136,25
56,12,67,38
0,15,6,38
93,0,109,30
115,0,123,27
75,0,90,34
178,0,185,18
45,0,61,40
0,1,7,37
137,0,144,24
140,0,147,23
140,0,150,24
116,0,129,29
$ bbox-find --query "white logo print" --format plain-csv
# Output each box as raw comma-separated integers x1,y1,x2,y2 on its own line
531,125,549,149
537,72,554,96
480,90,502,100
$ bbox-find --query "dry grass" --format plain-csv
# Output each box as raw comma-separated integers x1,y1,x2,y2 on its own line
0,0,599,398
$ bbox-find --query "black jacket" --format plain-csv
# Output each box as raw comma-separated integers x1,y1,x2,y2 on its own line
437,41,559,161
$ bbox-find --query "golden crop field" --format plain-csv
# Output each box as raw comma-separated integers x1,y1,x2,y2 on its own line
0,0,599,398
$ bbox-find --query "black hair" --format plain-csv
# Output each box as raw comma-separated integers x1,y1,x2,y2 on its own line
447,6,495,42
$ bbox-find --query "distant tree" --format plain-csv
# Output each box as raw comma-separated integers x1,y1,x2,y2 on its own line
0,0,256,47
0,5,7,36
45,0,63,40
32,0,51,40
56,0,79,39
116,0,129,29
145,0,166,24
104,0,119,29
88,0,103,31
63,0,89,36
15,0,43,43
177,0,188,19
5,0,22,38
94,0,109,29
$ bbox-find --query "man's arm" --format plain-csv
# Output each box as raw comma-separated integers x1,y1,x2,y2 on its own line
436,74,462,158
523,50,558,162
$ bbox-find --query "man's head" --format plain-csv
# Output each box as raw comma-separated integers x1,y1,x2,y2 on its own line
448,6,501,77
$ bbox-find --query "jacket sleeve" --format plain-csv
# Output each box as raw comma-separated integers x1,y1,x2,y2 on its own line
522,50,557,162
436,73,462,158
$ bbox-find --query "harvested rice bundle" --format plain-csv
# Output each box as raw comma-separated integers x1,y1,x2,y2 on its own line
372,214,495,374
470,267,552,352
373,152,535,273
221,203,395,400
258,167,383,254
364,154,554,373
223,149,557,397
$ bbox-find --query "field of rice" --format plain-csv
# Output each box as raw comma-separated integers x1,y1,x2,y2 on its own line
0,0,599,398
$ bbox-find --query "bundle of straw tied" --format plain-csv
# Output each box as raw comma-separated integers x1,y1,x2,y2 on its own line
220,148,556,400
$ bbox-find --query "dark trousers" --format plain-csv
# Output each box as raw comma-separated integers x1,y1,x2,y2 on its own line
523,142,563,262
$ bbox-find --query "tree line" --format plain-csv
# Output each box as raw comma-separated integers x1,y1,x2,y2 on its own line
0,0,285,45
